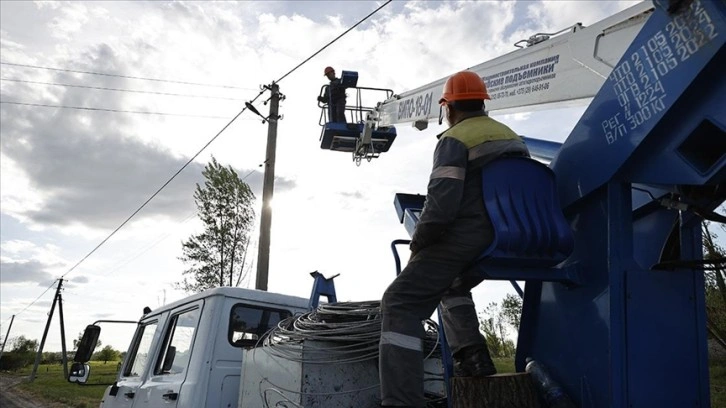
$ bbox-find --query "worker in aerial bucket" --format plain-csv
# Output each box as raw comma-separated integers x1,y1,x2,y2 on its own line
379,71,531,407
317,66,347,123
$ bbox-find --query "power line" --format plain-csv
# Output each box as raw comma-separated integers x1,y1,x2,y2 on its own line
60,89,267,280
275,0,392,83
0,100,235,119
12,280,58,318
99,167,258,277
0,77,245,101
0,61,256,90
56,1,390,279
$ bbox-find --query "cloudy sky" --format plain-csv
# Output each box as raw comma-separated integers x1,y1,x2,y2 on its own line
0,0,643,352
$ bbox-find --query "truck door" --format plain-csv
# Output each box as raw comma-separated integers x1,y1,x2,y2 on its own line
132,303,202,408
105,319,162,408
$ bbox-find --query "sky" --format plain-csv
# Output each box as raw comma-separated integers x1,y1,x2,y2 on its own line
0,0,644,353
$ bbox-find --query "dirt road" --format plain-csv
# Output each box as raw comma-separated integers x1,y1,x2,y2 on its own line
0,375,72,408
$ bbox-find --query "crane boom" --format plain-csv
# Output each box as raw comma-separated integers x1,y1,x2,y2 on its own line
375,1,654,129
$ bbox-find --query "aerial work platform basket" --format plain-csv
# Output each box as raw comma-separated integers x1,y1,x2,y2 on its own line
317,70,397,163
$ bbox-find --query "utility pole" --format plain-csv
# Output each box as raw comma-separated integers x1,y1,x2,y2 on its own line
255,82,281,291
57,289,69,379
0,314,15,362
30,278,63,382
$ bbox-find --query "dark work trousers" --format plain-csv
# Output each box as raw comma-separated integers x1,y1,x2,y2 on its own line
328,100,347,123
379,220,493,407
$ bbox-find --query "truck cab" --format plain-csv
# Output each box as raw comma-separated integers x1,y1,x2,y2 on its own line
89,287,309,408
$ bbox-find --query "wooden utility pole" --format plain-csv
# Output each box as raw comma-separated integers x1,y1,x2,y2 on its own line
0,314,15,362
255,83,281,291
30,278,63,382
57,289,69,379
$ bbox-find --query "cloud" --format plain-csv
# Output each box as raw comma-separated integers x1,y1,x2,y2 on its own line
0,41,295,230
339,191,364,200
0,260,55,284
71,276,89,284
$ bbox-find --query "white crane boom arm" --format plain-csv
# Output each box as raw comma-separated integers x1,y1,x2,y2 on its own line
376,1,654,128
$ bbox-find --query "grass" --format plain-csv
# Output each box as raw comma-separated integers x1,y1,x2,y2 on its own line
493,357,516,373
7,361,120,408
4,356,726,407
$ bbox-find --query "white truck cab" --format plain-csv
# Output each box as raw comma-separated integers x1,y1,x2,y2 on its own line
77,287,309,408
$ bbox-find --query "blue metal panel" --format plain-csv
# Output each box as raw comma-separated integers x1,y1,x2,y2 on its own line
308,271,338,310
390,3,723,406
320,122,397,153
520,136,562,162
393,193,425,223
552,0,726,207
340,70,359,88
517,1,724,406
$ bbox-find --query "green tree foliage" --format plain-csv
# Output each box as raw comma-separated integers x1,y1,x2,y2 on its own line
478,301,516,357
177,157,256,293
500,293,523,332
703,222,726,351
93,345,120,364
11,335,38,353
73,330,101,350
41,351,64,365
0,336,39,370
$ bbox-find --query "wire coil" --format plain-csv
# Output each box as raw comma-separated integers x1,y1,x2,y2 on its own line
260,301,441,364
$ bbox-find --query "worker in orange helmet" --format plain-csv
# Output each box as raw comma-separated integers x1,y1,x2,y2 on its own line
379,71,530,407
317,66,347,123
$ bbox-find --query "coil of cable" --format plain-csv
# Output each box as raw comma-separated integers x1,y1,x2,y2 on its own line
260,301,441,364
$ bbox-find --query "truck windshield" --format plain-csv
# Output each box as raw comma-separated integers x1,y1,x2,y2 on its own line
229,304,291,347
124,321,158,377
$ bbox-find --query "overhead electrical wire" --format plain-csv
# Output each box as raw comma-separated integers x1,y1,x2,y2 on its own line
0,61,256,90
94,167,259,279
56,0,392,279
58,90,266,280
0,77,246,100
12,279,59,318
0,100,234,119
275,0,392,84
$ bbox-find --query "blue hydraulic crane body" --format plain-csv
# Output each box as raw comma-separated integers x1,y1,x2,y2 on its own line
525,1,725,406
392,0,724,406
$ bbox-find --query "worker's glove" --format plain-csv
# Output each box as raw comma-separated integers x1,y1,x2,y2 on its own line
317,96,326,103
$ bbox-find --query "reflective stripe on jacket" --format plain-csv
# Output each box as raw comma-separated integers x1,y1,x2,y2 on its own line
410,113,529,252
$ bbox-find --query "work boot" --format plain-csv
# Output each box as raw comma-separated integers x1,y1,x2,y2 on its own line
453,345,497,377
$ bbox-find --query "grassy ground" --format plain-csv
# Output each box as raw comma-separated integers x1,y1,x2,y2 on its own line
6,361,119,408
4,357,726,407
493,357,516,373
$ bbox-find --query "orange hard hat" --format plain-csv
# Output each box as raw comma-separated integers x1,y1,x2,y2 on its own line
439,71,490,105
324,66,335,76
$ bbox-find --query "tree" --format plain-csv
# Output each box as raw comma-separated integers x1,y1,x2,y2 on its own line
73,331,101,350
478,301,516,358
93,345,120,364
11,336,38,354
177,157,256,293
500,293,523,332
703,221,726,351
0,336,38,370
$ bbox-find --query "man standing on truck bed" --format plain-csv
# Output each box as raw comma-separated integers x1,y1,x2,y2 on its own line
379,71,531,407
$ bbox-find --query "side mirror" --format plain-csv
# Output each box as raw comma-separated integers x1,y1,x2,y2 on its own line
75,324,101,363
68,362,90,384
161,346,176,373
